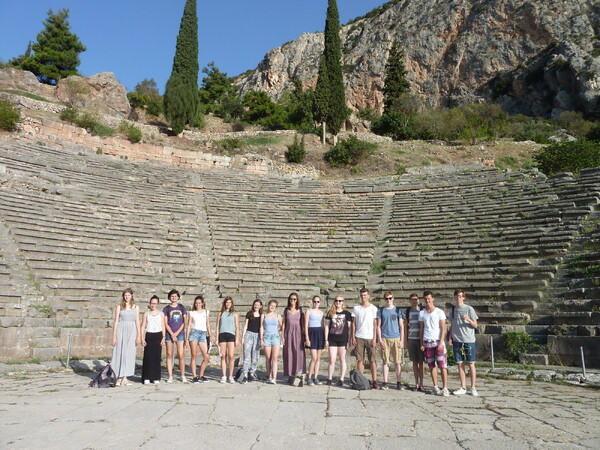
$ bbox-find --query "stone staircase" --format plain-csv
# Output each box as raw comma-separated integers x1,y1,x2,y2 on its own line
1,141,599,365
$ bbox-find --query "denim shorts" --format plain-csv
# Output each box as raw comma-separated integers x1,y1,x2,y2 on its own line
263,332,280,346
188,329,207,343
453,342,476,363
165,332,185,343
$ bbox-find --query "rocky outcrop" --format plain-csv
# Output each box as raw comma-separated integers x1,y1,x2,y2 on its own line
0,68,55,99
0,69,131,118
235,0,599,118
55,72,130,117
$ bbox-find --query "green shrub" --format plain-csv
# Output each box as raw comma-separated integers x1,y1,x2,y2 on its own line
357,108,379,122
509,115,554,143
372,111,417,140
504,332,537,362
534,139,600,175
495,156,519,170
285,134,306,163
556,111,592,137
324,135,377,167
218,138,246,151
585,123,600,141
59,107,79,123
0,100,21,131
127,126,142,143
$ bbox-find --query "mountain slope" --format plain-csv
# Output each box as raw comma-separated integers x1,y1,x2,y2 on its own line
235,0,599,118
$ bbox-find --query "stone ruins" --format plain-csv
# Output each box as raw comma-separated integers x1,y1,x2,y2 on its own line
0,138,598,367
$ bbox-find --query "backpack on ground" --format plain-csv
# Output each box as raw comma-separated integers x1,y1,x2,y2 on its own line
349,369,370,390
89,363,116,388
234,367,245,382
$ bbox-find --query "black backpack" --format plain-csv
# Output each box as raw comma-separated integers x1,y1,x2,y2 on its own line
89,363,116,388
349,369,370,390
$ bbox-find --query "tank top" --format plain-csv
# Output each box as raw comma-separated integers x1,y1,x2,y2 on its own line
190,310,209,331
246,312,261,333
308,310,323,327
145,312,162,333
263,315,278,334
219,311,236,335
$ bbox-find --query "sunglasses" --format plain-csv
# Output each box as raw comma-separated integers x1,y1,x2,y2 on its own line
313,300,320,303
385,297,393,300
334,300,343,303
290,298,298,301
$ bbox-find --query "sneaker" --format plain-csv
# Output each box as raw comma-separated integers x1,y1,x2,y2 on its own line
192,377,200,384
267,378,276,384
314,377,321,385
397,382,405,390
181,376,188,383
372,381,381,390
227,376,234,384
470,387,479,397
431,386,440,395
248,373,256,382
453,387,467,396
417,386,426,393
326,379,333,386
219,376,227,384
167,376,174,384
380,382,388,390
143,379,150,385
153,380,160,385
306,378,314,386
336,379,344,387
200,376,209,383
441,387,450,397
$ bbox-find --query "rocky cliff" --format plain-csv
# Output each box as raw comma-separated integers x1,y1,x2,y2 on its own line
235,0,599,118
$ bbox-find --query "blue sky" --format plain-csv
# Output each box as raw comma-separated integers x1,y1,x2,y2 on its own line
0,0,385,93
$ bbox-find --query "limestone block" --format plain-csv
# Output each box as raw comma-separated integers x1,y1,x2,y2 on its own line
519,353,549,366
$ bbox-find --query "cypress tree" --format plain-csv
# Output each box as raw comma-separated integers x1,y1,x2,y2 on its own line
21,9,86,85
163,0,199,135
382,40,410,114
314,0,349,144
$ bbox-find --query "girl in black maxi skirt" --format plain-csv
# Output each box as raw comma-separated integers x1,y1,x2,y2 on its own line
141,296,165,384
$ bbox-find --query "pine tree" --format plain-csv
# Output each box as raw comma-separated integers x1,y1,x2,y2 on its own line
163,0,199,135
21,9,86,85
314,0,349,144
382,40,410,114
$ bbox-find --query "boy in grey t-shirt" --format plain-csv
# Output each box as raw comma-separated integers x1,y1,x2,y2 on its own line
448,289,479,396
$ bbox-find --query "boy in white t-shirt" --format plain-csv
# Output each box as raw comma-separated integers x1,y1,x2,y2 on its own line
351,287,380,389
418,290,449,396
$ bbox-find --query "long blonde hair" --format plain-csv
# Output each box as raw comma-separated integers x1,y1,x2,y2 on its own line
327,296,344,318
120,288,135,309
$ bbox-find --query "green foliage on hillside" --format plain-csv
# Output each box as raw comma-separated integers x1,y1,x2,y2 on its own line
314,0,350,138
59,107,115,137
383,41,410,114
285,134,307,163
534,139,600,176
163,0,199,134
198,62,242,120
127,79,162,117
0,100,21,131
346,0,402,25
21,9,86,85
324,135,377,167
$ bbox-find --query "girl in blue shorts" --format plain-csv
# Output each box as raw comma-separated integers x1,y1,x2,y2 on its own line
260,300,282,384
186,295,212,383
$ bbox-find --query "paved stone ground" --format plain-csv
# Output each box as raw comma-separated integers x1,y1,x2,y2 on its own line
1,366,599,450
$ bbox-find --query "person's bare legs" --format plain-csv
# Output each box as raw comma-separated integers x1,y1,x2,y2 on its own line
199,342,209,377
338,347,347,381
328,346,337,380
226,342,235,377
166,342,174,377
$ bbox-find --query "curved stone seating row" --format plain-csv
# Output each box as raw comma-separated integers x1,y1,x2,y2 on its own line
1,142,599,360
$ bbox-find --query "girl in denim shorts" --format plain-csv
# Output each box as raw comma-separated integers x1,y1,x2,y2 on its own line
186,295,212,383
260,300,282,384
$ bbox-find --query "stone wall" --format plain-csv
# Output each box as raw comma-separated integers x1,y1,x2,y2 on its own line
17,117,276,175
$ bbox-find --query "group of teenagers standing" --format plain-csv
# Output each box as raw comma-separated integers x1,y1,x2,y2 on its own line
110,287,479,396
